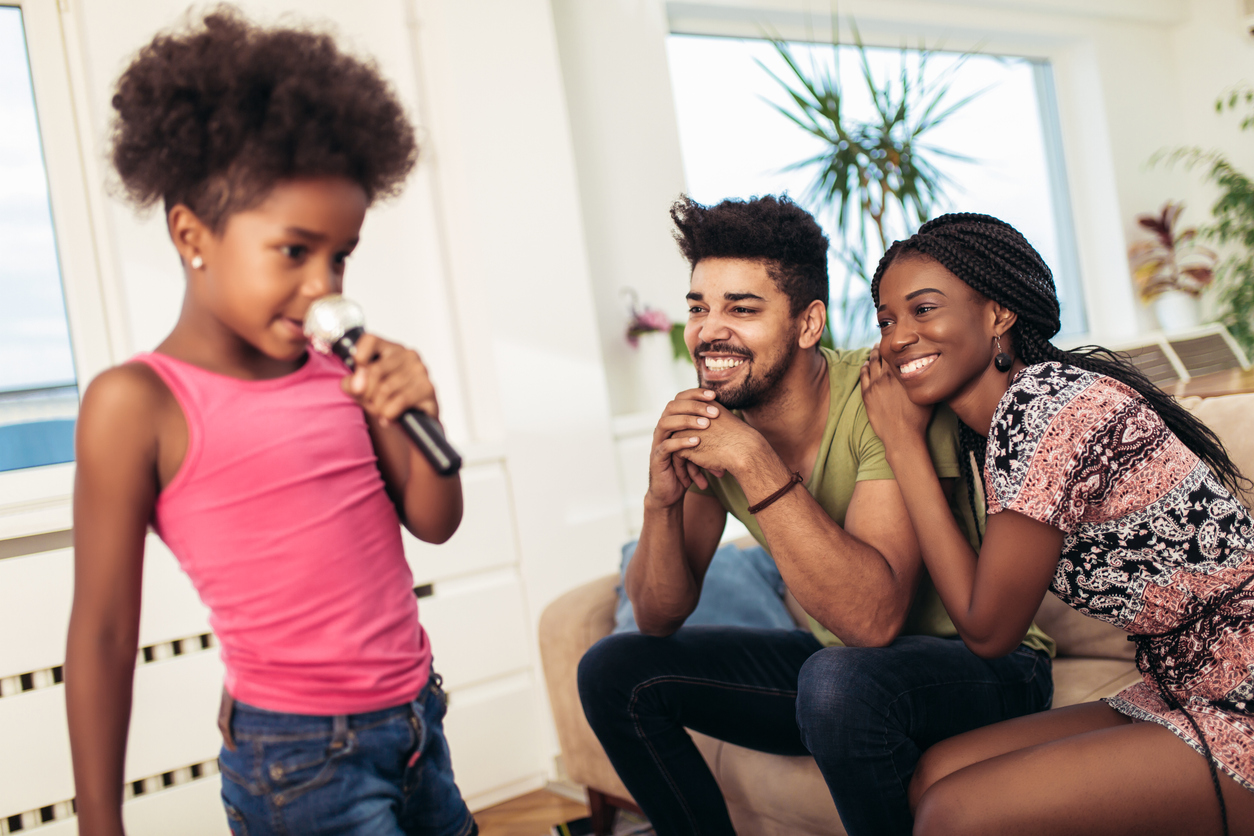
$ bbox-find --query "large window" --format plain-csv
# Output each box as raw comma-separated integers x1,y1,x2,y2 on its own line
0,6,78,472
667,34,1087,344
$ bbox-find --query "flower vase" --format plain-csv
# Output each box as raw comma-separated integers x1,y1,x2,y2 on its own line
633,331,680,415
672,354,699,393
1152,289,1202,333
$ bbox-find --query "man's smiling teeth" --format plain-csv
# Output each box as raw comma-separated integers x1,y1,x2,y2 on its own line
900,355,937,374
705,357,746,371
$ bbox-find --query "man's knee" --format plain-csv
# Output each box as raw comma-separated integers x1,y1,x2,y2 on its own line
578,634,634,713
577,632,672,729
794,646,884,744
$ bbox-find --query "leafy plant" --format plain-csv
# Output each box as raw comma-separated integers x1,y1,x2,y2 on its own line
759,24,986,346
1127,201,1216,302
1159,84,1254,354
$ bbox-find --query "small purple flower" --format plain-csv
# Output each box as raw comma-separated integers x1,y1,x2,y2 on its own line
626,305,672,347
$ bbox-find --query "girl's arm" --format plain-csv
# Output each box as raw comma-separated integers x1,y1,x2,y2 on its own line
859,357,1063,658
343,332,463,543
67,366,163,836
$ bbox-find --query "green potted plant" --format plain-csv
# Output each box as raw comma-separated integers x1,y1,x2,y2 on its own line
759,24,986,346
1127,200,1216,333
1161,84,1254,353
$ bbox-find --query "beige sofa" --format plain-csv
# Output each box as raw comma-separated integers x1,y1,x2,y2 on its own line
538,392,1254,836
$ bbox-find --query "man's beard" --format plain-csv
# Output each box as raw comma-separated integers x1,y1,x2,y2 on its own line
697,338,796,411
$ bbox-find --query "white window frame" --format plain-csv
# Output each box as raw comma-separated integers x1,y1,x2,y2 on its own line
664,1,1138,346
0,0,121,539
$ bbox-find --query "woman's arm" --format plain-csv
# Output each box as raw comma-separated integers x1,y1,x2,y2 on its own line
344,332,463,543
874,435,1062,656
67,366,163,836
859,356,1062,657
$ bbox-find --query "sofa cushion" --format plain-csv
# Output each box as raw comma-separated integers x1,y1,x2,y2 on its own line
1049,657,1142,707
1180,392,1254,507
692,732,846,836
613,539,794,633
1033,594,1134,661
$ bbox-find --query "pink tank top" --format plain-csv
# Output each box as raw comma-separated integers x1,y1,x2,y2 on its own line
136,351,430,715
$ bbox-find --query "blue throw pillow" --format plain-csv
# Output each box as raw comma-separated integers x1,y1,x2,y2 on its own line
613,538,796,633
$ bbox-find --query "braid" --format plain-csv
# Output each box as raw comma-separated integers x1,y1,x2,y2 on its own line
957,421,988,544
873,213,1251,500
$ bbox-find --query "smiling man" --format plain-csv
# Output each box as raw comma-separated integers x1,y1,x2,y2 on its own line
577,196,1054,836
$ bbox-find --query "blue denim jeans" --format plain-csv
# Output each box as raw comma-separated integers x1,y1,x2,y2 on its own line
578,627,1052,836
218,674,476,836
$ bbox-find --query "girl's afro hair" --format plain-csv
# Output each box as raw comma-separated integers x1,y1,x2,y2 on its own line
110,7,418,230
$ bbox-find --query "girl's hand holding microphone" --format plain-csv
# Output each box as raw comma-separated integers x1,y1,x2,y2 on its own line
343,333,440,426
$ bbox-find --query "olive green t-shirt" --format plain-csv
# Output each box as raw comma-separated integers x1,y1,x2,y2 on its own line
695,347,1055,656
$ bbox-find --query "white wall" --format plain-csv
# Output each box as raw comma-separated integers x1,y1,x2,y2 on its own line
1170,0,1254,320
551,0,694,418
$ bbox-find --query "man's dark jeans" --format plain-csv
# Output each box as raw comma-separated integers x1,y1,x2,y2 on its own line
577,627,1052,836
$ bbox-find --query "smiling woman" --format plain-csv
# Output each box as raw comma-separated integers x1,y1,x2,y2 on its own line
0,7,79,472
860,213,1254,836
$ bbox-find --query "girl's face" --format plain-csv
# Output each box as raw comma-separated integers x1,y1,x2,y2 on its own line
875,254,1004,405
182,176,368,365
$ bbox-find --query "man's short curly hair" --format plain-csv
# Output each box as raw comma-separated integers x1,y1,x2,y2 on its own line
670,195,829,316
110,7,418,231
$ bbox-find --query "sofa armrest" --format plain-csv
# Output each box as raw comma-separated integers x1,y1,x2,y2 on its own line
538,574,632,797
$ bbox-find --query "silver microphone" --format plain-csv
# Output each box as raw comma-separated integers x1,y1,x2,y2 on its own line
305,294,462,476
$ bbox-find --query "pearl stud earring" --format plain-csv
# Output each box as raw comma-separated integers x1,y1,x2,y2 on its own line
190,255,204,269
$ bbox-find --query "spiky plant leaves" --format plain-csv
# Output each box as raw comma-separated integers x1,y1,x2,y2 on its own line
756,23,987,347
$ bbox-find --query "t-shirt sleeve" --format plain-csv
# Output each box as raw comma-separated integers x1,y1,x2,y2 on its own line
984,374,1135,533
852,396,959,483
925,405,962,480
853,400,897,482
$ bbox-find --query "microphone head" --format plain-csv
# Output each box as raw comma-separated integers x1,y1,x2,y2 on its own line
304,294,365,354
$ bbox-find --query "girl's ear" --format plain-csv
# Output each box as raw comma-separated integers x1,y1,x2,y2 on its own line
798,299,828,350
168,204,212,270
989,301,1018,338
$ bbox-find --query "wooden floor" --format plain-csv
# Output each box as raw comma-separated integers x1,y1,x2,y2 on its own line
476,789,591,836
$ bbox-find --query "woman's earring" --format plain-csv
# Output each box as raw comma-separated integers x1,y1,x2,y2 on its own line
190,255,204,270
994,335,1013,372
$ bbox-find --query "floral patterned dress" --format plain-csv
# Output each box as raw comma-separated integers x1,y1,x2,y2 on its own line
985,362,1254,791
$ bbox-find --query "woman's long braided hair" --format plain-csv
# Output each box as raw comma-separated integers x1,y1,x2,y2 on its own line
870,213,1250,534
874,213,1252,836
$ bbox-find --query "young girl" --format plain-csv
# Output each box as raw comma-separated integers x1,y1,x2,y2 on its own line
859,213,1254,836
65,11,474,836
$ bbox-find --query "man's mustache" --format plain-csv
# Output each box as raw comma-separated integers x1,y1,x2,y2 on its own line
695,342,753,360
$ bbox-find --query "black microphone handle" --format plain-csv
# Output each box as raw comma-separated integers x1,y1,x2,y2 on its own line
398,408,462,476
330,329,462,476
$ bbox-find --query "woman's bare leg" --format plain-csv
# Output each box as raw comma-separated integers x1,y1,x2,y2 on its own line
909,701,1129,810
911,705,1254,836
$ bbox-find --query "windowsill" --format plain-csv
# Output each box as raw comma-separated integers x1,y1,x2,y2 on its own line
0,461,73,541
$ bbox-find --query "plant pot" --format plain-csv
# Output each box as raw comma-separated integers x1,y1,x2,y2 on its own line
632,331,680,414
1152,289,1202,333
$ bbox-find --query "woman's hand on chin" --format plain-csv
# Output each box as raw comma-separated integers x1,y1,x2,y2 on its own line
860,345,934,444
